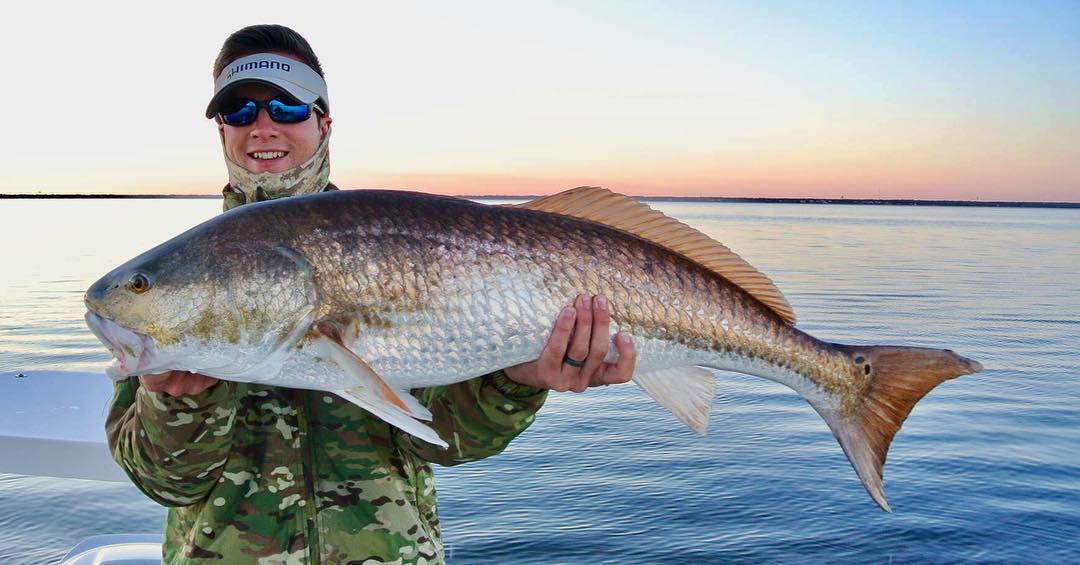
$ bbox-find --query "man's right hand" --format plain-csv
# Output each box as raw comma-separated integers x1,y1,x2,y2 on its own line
139,371,219,397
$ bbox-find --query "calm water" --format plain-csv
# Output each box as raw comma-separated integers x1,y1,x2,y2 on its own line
0,198,1077,563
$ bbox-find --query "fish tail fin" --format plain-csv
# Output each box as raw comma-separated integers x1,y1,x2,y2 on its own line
821,345,983,511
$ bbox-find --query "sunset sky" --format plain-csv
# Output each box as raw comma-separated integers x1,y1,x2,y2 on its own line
1,1,1077,201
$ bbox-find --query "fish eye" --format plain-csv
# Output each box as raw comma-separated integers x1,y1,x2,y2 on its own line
128,273,151,294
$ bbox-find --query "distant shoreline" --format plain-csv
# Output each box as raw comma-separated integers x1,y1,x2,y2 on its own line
1,193,1077,209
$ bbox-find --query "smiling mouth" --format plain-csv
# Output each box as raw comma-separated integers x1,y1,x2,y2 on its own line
249,151,288,160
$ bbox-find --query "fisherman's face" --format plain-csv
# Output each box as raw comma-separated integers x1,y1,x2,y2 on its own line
219,83,331,174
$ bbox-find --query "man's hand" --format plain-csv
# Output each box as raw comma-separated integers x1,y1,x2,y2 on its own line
139,371,219,397
504,294,636,392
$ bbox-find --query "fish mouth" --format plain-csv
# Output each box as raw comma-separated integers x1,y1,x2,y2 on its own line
84,310,160,378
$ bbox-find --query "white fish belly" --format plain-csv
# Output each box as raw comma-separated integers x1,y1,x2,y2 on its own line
343,279,572,389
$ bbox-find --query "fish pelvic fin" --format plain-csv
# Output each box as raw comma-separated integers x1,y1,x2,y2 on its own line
312,322,433,421
336,387,448,448
633,366,717,434
825,345,984,512
314,321,446,447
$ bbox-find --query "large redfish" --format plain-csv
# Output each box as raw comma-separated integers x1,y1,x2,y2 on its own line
84,187,981,510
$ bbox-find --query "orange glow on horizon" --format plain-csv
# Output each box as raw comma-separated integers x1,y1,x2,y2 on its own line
8,163,1078,202
1,4,1076,203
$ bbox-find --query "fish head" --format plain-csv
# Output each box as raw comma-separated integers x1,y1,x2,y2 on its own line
84,225,318,379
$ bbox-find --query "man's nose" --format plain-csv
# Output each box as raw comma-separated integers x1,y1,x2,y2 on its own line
249,108,280,137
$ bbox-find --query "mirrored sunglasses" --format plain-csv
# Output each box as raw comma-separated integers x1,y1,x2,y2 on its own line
219,98,318,126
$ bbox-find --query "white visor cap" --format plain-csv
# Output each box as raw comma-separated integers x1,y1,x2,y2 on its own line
206,53,329,118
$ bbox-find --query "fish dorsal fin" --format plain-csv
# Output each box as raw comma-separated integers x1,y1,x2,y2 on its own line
518,186,796,324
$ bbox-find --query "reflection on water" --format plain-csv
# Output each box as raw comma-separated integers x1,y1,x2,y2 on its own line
1,199,221,374
0,198,1078,563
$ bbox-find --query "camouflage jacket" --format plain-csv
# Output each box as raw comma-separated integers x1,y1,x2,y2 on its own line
107,364,546,564
106,184,548,563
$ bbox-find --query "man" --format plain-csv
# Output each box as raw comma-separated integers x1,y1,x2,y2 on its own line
107,24,636,563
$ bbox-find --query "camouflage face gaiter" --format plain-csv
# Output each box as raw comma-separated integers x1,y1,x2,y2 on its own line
222,130,331,211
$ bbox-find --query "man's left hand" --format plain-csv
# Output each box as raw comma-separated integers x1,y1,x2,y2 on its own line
503,294,636,392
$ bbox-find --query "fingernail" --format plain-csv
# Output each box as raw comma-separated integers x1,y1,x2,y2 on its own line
617,333,631,345
596,296,608,311
577,294,588,308
561,306,575,319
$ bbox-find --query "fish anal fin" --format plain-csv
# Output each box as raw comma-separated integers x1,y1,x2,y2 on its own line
633,366,716,434
823,345,984,512
313,322,430,420
516,186,796,325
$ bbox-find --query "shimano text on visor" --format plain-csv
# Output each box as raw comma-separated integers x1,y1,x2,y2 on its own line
206,53,329,118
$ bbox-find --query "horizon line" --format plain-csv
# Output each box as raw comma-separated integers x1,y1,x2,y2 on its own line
2,192,1078,208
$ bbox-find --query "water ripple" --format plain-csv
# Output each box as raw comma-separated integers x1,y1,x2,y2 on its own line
1,200,1078,563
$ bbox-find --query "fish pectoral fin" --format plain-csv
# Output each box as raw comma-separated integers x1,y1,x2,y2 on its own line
633,366,717,434
335,387,448,448
312,324,432,421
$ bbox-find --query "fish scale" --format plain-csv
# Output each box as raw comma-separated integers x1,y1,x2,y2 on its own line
269,194,844,403
84,187,982,510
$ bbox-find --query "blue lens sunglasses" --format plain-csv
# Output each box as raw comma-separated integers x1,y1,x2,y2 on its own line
219,98,321,127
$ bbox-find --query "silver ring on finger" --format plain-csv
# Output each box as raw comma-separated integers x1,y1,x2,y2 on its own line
562,355,585,368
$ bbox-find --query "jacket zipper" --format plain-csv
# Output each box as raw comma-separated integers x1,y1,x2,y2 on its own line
296,391,321,565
